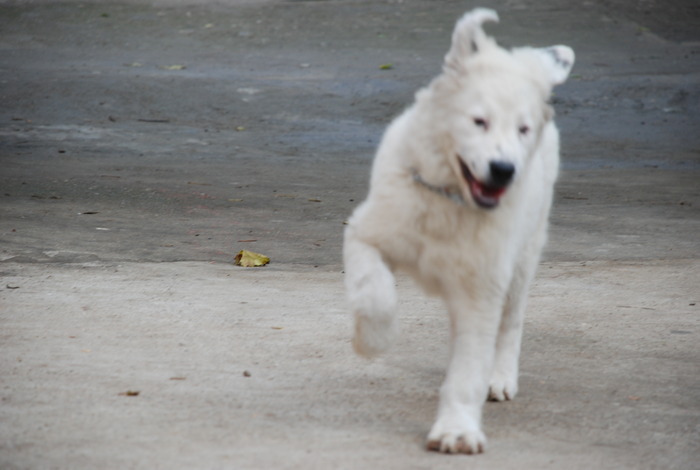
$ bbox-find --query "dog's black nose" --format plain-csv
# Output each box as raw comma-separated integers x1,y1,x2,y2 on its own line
489,161,515,187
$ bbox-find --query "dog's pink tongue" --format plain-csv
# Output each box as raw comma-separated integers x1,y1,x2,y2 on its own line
482,184,506,198
471,179,505,198
469,179,505,208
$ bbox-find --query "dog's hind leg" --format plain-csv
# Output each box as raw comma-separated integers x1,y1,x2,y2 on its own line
343,227,398,358
488,265,530,402
489,228,547,402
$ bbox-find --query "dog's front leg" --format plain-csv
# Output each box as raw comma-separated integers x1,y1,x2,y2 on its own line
427,296,500,454
343,226,398,357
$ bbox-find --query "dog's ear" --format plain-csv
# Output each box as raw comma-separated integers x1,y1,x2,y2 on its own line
515,46,575,87
444,8,499,73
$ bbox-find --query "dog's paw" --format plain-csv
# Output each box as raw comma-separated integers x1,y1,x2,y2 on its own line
352,310,397,358
426,427,486,454
487,371,518,402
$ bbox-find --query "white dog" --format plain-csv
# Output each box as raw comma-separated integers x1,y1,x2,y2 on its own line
343,8,574,454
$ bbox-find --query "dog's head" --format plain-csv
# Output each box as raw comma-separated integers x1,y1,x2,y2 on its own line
431,8,574,209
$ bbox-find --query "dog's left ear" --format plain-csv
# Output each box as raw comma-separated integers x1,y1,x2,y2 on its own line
524,46,576,86
444,8,499,74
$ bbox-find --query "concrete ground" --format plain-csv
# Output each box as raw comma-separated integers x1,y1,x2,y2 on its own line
1,0,698,468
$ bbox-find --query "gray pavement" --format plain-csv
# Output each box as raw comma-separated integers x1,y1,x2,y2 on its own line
1,1,699,469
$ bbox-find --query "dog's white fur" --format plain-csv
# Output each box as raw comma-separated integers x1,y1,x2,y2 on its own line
343,9,574,454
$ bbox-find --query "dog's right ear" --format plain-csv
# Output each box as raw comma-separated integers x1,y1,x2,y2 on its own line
444,8,499,74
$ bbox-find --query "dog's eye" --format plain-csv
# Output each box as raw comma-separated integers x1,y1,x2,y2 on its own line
473,118,488,130
518,125,529,136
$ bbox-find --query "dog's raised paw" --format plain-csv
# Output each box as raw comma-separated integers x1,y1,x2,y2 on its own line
352,310,396,358
426,429,486,454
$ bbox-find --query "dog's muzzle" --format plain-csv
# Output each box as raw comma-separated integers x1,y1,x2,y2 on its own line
459,159,514,209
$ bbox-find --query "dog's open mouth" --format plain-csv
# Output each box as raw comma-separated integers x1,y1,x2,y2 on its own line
459,158,507,209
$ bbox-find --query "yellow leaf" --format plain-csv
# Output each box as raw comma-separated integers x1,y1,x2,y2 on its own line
234,250,270,267
160,64,186,70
